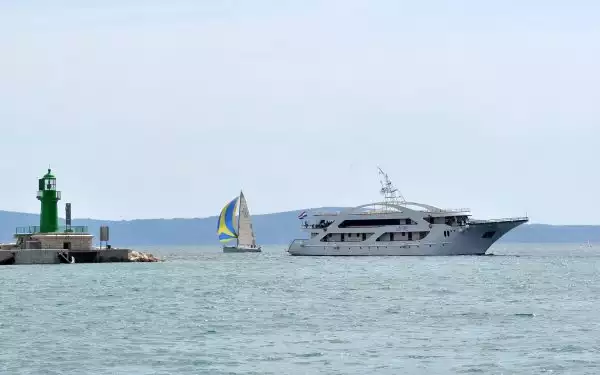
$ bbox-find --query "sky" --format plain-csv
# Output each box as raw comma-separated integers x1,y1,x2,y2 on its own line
0,0,598,224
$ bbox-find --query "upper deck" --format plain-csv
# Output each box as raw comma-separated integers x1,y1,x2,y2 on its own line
300,170,472,228
308,201,471,218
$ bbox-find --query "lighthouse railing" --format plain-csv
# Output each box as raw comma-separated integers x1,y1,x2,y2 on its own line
15,225,89,235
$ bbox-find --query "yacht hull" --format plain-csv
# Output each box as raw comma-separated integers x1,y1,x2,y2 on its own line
223,246,262,253
287,219,526,256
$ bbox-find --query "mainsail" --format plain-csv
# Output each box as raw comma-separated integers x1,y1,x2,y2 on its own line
216,191,257,247
236,191,257,247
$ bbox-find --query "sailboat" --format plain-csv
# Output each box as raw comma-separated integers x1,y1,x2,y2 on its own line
216,191,262,253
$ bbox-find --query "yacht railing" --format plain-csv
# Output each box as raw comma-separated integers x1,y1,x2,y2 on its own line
469,217,529,224
310,207,471,216
301,222,333,229
352,209,401,215
424,208,471,213
312,211,341,216
359,208,470,214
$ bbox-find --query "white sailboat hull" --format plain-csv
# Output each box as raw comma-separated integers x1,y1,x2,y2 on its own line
223,246,262,253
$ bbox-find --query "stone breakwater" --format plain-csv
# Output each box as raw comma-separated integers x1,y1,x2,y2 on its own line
0,248,164,265
128,251,162,262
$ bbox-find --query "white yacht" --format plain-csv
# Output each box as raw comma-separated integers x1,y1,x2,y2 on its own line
287,168,528,256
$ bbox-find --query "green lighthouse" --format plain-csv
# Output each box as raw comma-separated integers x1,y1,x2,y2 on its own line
37,168,61,233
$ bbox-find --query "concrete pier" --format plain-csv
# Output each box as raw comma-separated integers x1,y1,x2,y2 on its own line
0,248,160,265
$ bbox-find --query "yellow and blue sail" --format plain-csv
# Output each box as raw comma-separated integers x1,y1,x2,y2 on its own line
217,197,239,242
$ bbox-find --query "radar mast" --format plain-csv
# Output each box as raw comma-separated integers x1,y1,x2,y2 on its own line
378,167,406,209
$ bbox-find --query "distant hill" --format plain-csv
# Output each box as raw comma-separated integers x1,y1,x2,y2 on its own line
0,209,598,246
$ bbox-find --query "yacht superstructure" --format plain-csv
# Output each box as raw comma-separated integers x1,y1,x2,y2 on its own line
287,168,528,256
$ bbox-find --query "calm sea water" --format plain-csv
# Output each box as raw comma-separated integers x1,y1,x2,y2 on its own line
1,243,599,374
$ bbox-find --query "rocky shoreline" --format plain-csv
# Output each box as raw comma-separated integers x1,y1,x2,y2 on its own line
128,250,162,262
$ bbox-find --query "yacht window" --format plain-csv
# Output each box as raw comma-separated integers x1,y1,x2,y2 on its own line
339,219,402,228
482,231,496,238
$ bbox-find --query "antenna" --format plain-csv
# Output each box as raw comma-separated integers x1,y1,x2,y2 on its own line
377,167,406,206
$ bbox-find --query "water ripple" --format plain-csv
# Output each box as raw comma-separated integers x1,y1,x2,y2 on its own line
1,244,599,374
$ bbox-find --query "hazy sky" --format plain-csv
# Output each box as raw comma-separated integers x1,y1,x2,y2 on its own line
1,1,598,224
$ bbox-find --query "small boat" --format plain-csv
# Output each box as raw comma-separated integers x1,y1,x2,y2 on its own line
217,191,262,253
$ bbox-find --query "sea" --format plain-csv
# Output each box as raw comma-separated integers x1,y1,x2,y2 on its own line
1,243,599,375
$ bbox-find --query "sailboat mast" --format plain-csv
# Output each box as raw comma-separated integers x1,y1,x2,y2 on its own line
236,191,242,247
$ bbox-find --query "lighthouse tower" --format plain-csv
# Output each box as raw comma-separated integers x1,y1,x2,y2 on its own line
37,168,61,233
